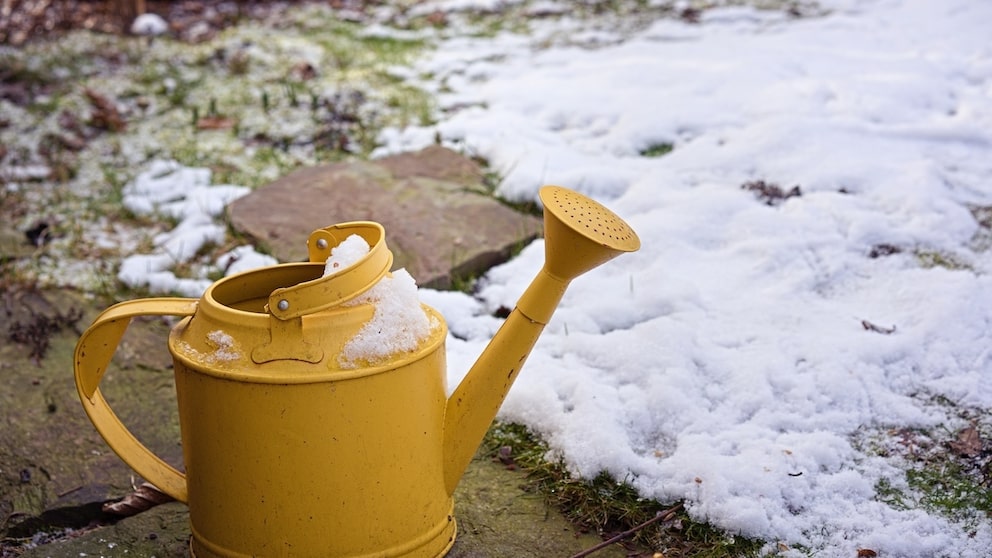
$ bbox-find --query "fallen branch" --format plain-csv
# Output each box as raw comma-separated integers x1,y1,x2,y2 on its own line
568,502,683,558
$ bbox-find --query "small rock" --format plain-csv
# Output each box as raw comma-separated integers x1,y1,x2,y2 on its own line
24,221,51,246
130,13,169,36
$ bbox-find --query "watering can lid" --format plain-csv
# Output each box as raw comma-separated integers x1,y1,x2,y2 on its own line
265,221,393,320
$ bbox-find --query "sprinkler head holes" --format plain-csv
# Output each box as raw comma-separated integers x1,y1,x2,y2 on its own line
540,186,640,252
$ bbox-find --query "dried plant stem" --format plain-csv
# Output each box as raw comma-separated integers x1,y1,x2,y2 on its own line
568,502,683,558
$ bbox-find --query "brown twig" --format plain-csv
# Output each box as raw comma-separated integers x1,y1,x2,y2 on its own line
56,485,82,498
568,502,683,558
861,320,896,335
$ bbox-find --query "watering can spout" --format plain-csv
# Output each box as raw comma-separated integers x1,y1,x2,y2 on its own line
442,186,640,495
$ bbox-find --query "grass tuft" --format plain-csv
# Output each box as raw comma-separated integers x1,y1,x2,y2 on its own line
639,142,674,158
863,396,992,532
914,249,972,271
483,422,765,557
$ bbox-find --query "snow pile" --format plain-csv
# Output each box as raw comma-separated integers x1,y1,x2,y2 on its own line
117,160,277,296
322,234,371,277
130,13,169,37
316,233,438,367
340,269,438,369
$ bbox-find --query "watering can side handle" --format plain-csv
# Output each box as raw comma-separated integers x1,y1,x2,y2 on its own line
73,298,197,503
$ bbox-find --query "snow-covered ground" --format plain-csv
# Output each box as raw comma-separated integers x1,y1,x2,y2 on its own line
377,0,992,555
19,0,990,555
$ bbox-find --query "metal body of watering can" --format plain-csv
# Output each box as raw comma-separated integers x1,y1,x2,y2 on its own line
74,186,640,558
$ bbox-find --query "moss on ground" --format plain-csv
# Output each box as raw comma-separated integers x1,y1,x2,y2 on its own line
483,422,766,557
864,399,992,534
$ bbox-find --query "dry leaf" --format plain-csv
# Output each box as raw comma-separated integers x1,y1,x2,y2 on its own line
426,10,448,27
55,133,87,151
291,61,317,81
856,549,877,557
948,424,982,458
494,445,515,468
741,179,801,206
84,88,126,132
196,115,237,130
102,482,173,516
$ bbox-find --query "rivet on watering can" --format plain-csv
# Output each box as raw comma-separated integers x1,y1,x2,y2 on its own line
277,300,290,311
316,238,328,250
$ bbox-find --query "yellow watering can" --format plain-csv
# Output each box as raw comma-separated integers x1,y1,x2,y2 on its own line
74,185,639,558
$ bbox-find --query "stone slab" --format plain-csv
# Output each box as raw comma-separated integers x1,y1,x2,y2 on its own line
227,146,543,289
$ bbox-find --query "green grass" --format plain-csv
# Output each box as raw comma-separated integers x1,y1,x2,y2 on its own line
463,153,542,217
483,422,765,557
907,464,992,520
384,83,437,129
915,249,972,271
640,142,674,158
448,271,478,294
864,397,992,533
876,462,992,529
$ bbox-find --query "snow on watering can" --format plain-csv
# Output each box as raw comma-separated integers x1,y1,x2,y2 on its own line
74,185,639,558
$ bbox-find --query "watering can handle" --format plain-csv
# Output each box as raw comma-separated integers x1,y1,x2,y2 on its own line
266,221,392,321
74,298,197,503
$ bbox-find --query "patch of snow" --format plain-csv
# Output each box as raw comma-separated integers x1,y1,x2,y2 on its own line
117,160,262,295
322,234,371,277
418,288,502,342
130,13,169,36
0,164,51,181
358,23,433,41
340,269,438,368
376,0,992,555
206,330,240,361
215,245,278,277
176,330,242,365
410,0,527,16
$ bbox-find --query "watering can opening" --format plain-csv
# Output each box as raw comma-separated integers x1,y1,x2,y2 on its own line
170,220,445,380
194,221,392,317
208,262,324,314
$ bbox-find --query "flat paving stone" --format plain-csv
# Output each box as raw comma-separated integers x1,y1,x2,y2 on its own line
227,146,543,289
